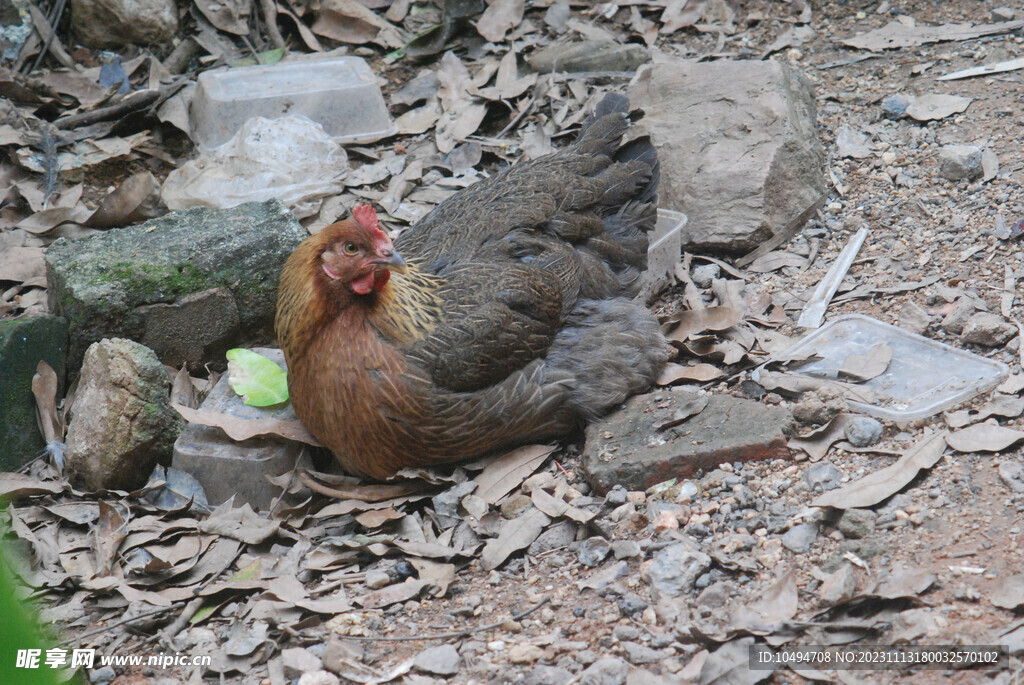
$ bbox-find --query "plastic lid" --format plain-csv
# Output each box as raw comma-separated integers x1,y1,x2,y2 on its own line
763,313,1010,420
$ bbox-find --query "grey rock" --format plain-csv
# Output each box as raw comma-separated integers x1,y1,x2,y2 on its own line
643,542,711,600
611,539,642,559
690,263,719,288
613,625,642,641
71,0,177,48
65,339,183,491
999,461,1024,493
528,520,578,556
281,647,322,678
577,536,612,567
803,463,842,492
836,126,871,159
89,666,117,683
992,7,1016,21
620,641,666,664
605,487,628,506
629,59,826,253
835,508,877,539
0,315,68,470
939,145,983,181
616,594,648,617
782,523,818,553
898,301,932,335
413,644,460,676
528,40,649,73
579,657,630,685
583,390,793,494
46,200,306,372
881,93,911,119
817,563,857,606
961,312,1018,346
845,416,883,447
364,570,390,589
524,665,574,685
941,296,979,335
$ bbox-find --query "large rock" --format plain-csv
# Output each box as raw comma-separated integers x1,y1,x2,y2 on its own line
0,315,68,470
628,59,826,254
65,339,183,491
46,200,306,372
71,0,177,48
582,389,794,494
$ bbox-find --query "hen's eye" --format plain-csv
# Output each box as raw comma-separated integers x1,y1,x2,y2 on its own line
342,242,358,256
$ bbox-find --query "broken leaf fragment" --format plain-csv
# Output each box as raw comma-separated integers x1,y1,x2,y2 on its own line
226,348,289,406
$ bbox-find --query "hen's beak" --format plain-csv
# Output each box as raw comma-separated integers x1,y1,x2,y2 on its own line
373,249,408,274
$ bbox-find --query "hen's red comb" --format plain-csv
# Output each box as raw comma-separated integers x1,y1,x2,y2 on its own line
352,205,380,233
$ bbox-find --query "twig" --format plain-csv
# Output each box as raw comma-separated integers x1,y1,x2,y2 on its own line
31,0,70,72
335,596,550,642
53,89,160,129
24,2,76,72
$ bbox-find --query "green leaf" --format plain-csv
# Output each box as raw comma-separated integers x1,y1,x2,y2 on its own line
226,349,288,406
261,47,286,64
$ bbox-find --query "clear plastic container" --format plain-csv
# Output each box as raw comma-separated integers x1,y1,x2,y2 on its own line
761,313,1010,420
190,56,397,149
638,208,687,302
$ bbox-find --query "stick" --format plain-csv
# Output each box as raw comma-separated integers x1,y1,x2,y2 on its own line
54,89,160,130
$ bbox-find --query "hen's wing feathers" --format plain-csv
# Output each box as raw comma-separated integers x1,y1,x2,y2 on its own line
396,262,564,393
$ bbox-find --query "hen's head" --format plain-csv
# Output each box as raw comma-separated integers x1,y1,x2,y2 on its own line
315,206,407,296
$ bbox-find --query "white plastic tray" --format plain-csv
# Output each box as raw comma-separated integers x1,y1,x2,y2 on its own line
763,314,1009,420
638,208,686,302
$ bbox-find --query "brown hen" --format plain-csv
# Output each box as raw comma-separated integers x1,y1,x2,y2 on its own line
275,93,670,479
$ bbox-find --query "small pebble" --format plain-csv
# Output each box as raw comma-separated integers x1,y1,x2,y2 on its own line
845,416,883,447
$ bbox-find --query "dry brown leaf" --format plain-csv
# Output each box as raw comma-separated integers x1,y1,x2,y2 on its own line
85,171,162,228
905,93,973,121
663,306,743,343
474,445,554,504
408,558,456,596
0,473,63,500
93,501,128,576
657,362,724,385
731,568,798,630
356,578,431,608
31,360,61,444
530,487,594,523
842,19,1024,51
355,507,404,528
661,0,704,33
475,0,525,42
789,414,857,462
480,507,550,571
747,251,807,273
194,0,251,34
812,431,947,509
312,0,403,46
874,564,936,599
946,423,1024,453
199,502,280,544
172,403,321,446
839,343,893,381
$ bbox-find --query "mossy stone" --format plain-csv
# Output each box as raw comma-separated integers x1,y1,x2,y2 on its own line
45,200,306,372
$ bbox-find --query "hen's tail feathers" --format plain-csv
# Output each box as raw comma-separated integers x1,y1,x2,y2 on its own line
544,298,670,421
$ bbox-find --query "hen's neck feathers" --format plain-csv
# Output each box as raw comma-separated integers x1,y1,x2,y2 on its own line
276,239,443,363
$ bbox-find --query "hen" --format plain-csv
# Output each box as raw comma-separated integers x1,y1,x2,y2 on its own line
276,94,670,479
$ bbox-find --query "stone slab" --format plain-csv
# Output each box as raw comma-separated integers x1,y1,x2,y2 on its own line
582,389,794,494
